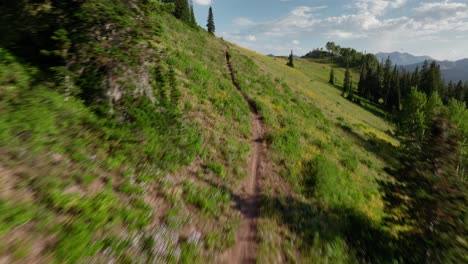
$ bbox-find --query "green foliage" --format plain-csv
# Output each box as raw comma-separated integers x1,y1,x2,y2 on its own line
447,99,468,180
205,228,235,251
168,65,181,110
183,181,230,217
0,48,33,90
206,162,226,178
399,88,428,151
180,242,200,264
340,152,359,172
386,116,468,262
0,200,40,236
425,91,444,122
302,155,368,209
165,205,188,229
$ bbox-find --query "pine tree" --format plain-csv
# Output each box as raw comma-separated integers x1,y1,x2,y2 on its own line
425,92,443,124
329,68,335,85
347,76,355,101
455,80,464,101
447,80,455,98
412,66,420,88
464,81,468,105
383,57,393,105
399,88,428,152
358,66,367,96
206,6,215,34
189,0,197,27
420,60,441,95
394,115,467,262
343,66,351,96
165,0,191,23
372,62,384,103
286,50,294,68
385,65,400,111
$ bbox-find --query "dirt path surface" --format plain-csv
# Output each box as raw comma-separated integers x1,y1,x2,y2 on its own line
218,49,264,263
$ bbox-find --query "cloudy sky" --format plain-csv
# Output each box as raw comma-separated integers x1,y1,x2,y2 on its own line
193,0,468,60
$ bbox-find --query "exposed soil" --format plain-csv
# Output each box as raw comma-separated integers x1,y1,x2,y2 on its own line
218,49,265,263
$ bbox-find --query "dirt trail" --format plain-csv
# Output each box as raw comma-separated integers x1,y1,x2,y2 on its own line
218,49,264,263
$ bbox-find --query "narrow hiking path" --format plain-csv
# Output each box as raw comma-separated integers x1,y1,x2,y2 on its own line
218,49,264,263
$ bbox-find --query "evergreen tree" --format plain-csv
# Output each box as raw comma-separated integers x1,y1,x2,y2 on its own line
189,0,197,27
420,60,441,95
390,65,401,111
447,80,455,98
343,66,351,96
464,81,468,105
393,115,467,262
383,57,393,105
373,63,384,103
206,6,215,34
412,65,420,89
286,50,294,68
347,76,355,101
165,0,191,23
358,66,367,96
447,99,468,181
329,68,335,85
399,88,428,152
439,80,448,102
455,80,464,101
400,69,411,99
425,92,443,125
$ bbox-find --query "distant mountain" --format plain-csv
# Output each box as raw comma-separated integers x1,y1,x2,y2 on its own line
403,59,468,83
375,52,433,66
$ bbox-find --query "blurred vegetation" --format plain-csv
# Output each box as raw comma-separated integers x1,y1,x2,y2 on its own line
0,1,466,263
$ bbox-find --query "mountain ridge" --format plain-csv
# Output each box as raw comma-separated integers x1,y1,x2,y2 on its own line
403,58,468,82
376,51,468,82
375,52,433,65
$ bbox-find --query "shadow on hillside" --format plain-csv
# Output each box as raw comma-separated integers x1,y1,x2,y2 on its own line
195,173,397,262
328,83,389,121
359,101,389,120
260,194,398,262
337,123,399,166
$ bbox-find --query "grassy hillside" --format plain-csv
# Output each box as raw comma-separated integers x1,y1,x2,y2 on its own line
0,5,399,263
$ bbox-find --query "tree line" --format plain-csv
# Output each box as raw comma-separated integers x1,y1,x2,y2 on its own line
317,41,468,262
162,0,197,27
357,58,468,112
163,0,216,35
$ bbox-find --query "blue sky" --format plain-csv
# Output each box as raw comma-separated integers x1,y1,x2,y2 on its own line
193,0,468,60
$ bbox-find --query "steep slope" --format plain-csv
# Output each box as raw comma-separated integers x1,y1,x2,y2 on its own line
0,5,398,264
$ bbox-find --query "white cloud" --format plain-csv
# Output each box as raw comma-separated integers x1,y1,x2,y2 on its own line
246,35,257,41
354,0,407,16
415,1,466,13
222,1,468,59
233,17,255,26
193,0,212,6
325,30,368,39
